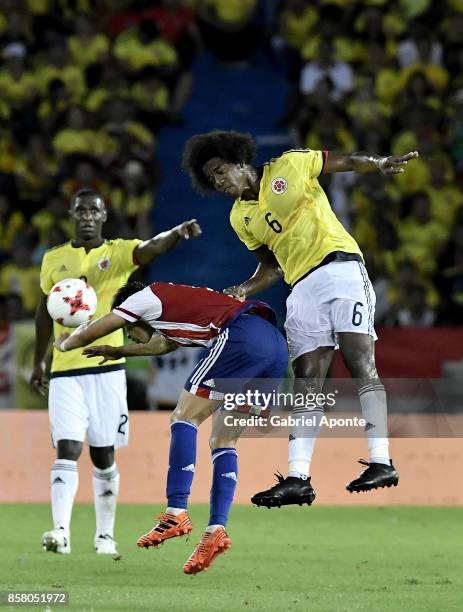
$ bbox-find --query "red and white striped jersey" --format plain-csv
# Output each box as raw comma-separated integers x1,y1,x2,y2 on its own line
113,282,275,347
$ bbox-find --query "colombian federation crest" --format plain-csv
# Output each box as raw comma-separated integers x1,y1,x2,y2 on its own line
271,177,288,194
98,256,111,271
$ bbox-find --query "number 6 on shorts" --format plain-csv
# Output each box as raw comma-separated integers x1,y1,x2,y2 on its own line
352,302,363,327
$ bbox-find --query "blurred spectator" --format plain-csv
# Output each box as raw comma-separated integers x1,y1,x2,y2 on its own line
271,0,317,80
110,160,153,239
435,218,463,323
394,282,437,328
0,194,24,259
397,192,448,275
143,0,203,68
68,16,109,68
113,19,178,72
0,43,36,114
0,236,41,318
35,42,86,102
300,39,353,102
197,0,257,64
51,106,97,158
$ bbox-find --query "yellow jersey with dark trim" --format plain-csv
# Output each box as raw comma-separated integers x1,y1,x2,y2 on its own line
40,239,141,374
230,149,362,285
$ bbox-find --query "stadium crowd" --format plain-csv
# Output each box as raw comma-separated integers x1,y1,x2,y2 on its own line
0,0,462,327
272,0,463,326
0,0,204,322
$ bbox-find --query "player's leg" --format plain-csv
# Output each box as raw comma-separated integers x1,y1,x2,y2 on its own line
254,269,337,507
338,332,399,492
251,347,333,507
43,377,88,553
88,444,120,554
207,411,243,532
329,260,398,491
87,370,128,554
137,390,222,549
183,410,244,575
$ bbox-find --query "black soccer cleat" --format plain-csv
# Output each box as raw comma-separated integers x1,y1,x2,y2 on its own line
251,472,316,508
346,459,399,493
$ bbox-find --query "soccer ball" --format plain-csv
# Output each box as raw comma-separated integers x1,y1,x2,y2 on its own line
47,278,97,327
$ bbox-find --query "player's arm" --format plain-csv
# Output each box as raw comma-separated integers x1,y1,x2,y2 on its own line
323,150,419,175
54,313,126,352
223,246,283,299
30,293,53,396
134,219,202,265
83,333,178,364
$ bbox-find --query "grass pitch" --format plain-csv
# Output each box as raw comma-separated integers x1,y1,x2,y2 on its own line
0,504,461,612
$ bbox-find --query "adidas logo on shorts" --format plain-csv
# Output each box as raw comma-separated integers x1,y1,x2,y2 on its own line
203,379,215,388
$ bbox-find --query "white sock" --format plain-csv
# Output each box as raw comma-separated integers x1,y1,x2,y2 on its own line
206,524,223,533
358,382,390,465
93,463,119,538
288,408,324,478
166,507,185,516
51,459,78,533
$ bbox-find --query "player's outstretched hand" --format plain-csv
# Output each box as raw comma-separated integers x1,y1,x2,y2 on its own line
378,151,419,175
30,363,49,396
54,332,70,352
223,285,246,302
83,345,122,365
176,219,202,240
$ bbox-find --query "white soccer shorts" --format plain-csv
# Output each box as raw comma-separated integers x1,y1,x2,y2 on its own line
48,369,129,448
285,260,377,360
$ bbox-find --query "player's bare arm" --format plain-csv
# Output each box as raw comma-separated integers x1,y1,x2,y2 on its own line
83,333,178,365
224,246,283,299
134,219,202,265
30,293,53,396
324,150,419,175
54,313,126,352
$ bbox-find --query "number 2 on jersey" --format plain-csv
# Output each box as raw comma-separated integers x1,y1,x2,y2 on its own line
118,414,128,434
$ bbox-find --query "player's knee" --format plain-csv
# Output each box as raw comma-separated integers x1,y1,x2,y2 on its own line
343,351,377,379
89,446,115,469
171,403,209,427
57,439,83,461
209,434,237,451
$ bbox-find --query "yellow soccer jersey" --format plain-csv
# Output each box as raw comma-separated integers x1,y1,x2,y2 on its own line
40,239,141,374
230,150,362,285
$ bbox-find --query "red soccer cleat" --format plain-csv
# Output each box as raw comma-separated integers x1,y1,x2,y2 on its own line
137,511,193,548
183,527,231,574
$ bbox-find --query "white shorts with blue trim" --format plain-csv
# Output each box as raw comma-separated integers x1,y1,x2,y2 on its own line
48,370,129,448
285,260,377,360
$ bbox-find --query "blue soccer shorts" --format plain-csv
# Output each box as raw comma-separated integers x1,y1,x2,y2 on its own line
184,313,288,400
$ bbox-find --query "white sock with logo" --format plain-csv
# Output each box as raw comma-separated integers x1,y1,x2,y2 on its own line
358,382,390,465
51,459,78,534
93,463,119,538
288,408,324,478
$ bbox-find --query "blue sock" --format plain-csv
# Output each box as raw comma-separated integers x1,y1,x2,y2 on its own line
166,421,198,509
209,448,238,527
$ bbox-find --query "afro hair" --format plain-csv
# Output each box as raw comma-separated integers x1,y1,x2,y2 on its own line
182,130,257,193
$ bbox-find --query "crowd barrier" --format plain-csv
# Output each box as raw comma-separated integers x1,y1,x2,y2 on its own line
1,411,462,505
